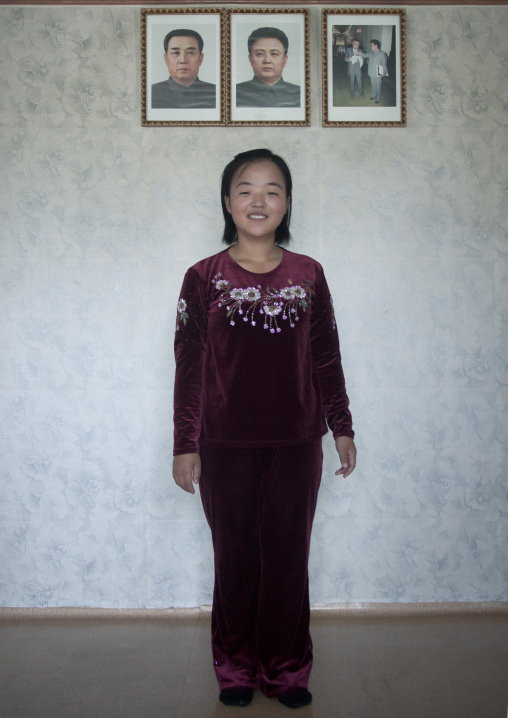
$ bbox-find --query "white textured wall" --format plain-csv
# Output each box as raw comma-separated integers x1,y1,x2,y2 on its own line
0,5,507,608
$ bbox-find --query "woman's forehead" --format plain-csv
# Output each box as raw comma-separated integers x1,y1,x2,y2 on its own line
231,160,287,189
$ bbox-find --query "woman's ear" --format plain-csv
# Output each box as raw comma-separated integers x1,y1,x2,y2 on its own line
224,195,232,214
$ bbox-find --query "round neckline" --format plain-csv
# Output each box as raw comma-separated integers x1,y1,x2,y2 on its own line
226,247,286,276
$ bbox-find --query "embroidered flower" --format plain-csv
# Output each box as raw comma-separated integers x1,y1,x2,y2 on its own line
176,297,189,329
291,285,306,299
279,287,294,300
263,303,282,317
243,287,261,302
212,273,230,292
230,288,245,301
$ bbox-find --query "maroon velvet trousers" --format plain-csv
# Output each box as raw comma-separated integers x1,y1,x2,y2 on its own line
199,438,323,697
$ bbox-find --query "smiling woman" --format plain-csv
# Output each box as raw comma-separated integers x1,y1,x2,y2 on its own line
172,148,356,709
224,160,290,252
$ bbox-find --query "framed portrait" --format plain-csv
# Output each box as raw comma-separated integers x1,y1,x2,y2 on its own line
227,8,310,126
322,9,406,127
141,8,224,126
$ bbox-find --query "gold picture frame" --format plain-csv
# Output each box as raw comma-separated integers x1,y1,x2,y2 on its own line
226,8,310,127
141,8,225,126
322,8,407,127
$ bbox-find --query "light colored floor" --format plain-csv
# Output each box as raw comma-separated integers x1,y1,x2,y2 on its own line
1,605,507,718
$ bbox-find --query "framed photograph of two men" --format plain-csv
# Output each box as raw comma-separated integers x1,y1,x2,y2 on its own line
323,8,407,127
141,8,310,127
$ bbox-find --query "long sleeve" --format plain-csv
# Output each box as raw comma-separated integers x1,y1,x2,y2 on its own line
310,268,354,439
362,50,388,77
377,52,388,75
173,267,208,455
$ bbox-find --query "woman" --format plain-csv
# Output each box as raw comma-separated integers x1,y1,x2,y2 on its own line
173,148,356,709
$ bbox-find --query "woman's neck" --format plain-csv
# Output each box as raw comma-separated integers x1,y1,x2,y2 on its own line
228,239,283,274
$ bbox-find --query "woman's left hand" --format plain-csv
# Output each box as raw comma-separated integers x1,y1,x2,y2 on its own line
334,436,357,478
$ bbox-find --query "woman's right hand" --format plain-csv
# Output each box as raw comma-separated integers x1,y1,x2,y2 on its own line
172,453,201,494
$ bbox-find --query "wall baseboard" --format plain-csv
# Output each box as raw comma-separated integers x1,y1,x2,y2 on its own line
1,601,507,623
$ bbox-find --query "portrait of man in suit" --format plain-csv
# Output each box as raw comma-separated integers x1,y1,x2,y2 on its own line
151,29,216,109
235,27,301,108
358,39,389,104
344,38,366,100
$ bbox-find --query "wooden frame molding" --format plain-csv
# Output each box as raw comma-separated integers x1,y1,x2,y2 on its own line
1,1,508,6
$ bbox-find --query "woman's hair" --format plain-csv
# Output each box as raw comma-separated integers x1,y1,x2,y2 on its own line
221,148,292,246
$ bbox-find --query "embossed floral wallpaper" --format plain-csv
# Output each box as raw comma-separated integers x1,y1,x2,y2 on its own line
0,5,507,608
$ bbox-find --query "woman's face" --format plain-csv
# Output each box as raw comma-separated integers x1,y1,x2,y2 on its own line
225,160,289,244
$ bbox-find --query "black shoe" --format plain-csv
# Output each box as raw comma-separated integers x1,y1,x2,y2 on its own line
370,97,374,100
220,687,254,707
278,688,312,709
375,100,380,104
360,94,366,98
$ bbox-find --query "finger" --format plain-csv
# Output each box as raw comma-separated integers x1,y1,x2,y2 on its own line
183,475,196,494
335,450,356,478
342,462,354,478
343,451,356,478
174,471,195,494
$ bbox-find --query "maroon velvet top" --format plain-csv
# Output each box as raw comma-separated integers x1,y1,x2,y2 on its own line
173,248,354,455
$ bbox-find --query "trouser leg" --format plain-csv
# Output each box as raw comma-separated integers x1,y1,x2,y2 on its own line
349,65,364,97
371,76,382,101
256,439,323,696
199,446,262,690
199,439,323,696
348,70,355,96
357,69,364,96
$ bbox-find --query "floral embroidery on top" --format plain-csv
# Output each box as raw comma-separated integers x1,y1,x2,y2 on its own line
176,298,188,330
212,273,313,334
